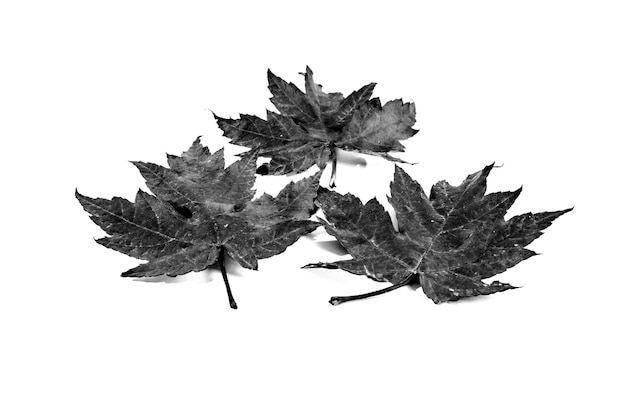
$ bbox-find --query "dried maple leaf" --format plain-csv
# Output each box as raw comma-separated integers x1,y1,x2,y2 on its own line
214,67,417,187
77,138,320,309
305,164,571,305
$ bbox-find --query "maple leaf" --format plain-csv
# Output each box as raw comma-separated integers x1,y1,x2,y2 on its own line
305,164,571,305
214,67,417,187
77,138,321,309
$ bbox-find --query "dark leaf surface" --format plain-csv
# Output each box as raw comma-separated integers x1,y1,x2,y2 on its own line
77,138,320,294
306,165,571,304
215,67,417,179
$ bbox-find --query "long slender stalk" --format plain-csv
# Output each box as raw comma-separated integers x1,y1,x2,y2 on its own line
329,273,415,306
219,247,238,309
329,145,337,188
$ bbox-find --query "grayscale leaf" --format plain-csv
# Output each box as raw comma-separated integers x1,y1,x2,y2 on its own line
215,67,417,186
77,138,320,308
305,164,571,305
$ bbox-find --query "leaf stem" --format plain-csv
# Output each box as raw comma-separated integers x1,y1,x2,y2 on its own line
219,247,238,309
329,273,415,306
329,144,337,188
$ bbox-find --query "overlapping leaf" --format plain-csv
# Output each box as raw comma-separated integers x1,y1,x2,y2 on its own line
214,67,417,184
77,138,321,308
306,164,571,304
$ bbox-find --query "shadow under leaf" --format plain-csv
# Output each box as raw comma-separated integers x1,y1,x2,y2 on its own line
316,240,349,256
336,150,367,167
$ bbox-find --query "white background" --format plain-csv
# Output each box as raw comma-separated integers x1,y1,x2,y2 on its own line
1,1,625,414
